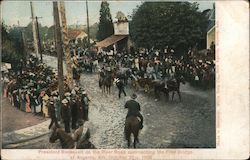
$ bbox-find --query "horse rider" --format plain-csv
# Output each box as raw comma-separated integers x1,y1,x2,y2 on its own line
48,97,60,129
114,78,127,99
62,98,71,133
124,93,143,129
72,120,92,149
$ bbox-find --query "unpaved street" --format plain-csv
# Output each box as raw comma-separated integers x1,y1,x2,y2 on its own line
3,55,215,149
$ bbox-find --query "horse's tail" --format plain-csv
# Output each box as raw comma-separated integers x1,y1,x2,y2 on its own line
99,79,103,88
125,121,131,141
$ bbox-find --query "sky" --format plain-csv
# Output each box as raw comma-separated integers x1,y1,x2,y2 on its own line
1,1,214,27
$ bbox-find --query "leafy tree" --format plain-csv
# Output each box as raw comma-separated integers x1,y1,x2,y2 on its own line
130,2,209,55
2,23,25,69
96,1,114,41
47,25,55,40
84,22,98,40
23,22,49,42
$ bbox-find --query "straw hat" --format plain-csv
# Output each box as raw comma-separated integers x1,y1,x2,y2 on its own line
64,92,71,97
62,99,68,104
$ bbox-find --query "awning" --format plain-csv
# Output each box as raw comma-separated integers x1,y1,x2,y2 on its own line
95,35,127,48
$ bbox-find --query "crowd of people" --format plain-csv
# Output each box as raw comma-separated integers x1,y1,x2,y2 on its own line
72,45,215,90
2,41,215,148
2,55,91,139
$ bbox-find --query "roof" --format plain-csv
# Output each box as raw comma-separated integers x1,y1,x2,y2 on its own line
207,8,215,32
68,29,87,40
95,35,127,48
207,20,215,33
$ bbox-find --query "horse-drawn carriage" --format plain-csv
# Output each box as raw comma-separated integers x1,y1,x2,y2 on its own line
131,77,155,93
131,74,186,101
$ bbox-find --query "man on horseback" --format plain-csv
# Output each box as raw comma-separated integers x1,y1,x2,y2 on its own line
125,93,143,129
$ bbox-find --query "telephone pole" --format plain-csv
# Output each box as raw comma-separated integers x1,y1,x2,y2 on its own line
59,1,73,89
86,0,90,48
35,16,43,62
53,1,64,104
18,21,26,61
30,1,39,57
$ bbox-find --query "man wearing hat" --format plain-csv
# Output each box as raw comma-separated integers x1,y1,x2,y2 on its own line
71,95,78,130
125,93,143,129
53,92,61,122
62,98,71,133
115,78,127,99
48,97,60,129
81,91,90,121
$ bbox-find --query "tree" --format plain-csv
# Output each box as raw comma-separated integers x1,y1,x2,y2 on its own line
47,25,55,40
130,2,209,55
84,22,98,40
116,11,128,22
96,1,114,41
2,23,25,71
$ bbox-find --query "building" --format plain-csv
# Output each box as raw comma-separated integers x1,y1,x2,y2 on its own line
68,29,88,43
206,4,215,49
95,13,131,53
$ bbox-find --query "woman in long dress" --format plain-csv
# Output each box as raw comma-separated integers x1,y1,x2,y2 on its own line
25,91,31,113
42,94,49,117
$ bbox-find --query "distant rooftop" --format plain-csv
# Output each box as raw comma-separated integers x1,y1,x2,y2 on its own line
206,7,215,32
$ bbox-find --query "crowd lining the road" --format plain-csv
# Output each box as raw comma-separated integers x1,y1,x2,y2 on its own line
2,55,91,136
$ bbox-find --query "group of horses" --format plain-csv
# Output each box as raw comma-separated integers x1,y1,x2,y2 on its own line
49,67,186,149
98,67,186,102
97,69,186,148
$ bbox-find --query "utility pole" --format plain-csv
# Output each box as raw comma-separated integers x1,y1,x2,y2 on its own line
35,16,43,62
18,21,26,62
53,1,64,105
18,21,27,60
21,30,27,60
30,1,39,57
86,0,90,48
59,1,73,89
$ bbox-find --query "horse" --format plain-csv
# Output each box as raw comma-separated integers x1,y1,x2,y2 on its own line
49,126,96,149
103,74,113,94
153,80,168,99
124,116,140,148
49,126,75,149
166,76,185,101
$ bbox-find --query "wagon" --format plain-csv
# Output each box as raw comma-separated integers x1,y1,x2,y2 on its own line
131,77,155,93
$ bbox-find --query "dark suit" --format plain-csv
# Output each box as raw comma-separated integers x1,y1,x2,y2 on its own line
125,99,143,128
117,81,126,98
71,100,78,129
62,104,71,133
48,103,59,129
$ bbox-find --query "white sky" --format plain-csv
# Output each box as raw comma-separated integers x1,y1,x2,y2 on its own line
1,1,214,27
